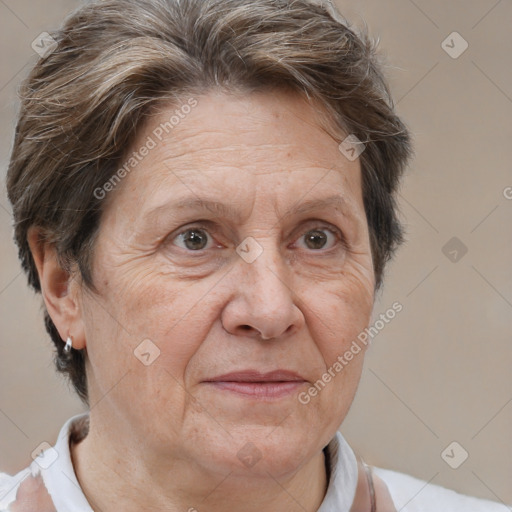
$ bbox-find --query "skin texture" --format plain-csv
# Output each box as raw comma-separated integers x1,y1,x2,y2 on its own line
29,89,383,512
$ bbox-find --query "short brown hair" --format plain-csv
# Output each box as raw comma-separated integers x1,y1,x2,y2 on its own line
7,0,413,405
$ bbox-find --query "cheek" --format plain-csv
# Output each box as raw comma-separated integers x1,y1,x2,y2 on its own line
86,260,222,379
308,257,374,397
297,290,369,440
80,274,211,431
319,257,374,335
304,283,371,417
316,294,372,368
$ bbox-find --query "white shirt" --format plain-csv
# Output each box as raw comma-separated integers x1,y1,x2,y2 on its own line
0,413,508,511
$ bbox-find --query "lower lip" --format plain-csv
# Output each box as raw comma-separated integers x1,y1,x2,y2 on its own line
204,381,305,399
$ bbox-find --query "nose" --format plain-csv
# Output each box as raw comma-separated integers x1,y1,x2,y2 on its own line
221,245,305,341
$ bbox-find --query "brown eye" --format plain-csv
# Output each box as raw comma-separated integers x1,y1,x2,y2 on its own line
297,227,340,251
174,228,211,251
305,229,328,249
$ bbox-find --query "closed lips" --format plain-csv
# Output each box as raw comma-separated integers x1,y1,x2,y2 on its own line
203,370,307,399
204,370,306,383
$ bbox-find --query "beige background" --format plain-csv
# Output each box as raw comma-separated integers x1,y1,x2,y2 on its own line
0,0,511,506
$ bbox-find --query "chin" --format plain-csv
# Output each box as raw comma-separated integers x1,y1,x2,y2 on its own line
189,424,320,480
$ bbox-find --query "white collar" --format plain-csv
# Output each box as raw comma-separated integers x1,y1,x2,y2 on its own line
34,412,93,512
319,428,359,511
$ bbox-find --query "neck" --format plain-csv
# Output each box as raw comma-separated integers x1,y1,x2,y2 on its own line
70,412,329,512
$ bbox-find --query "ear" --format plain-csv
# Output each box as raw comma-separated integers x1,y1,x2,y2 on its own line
27,227,86,350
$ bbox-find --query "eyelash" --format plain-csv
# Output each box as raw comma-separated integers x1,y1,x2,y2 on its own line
169,222,346,254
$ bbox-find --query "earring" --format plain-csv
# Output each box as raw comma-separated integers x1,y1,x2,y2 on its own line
64,336,73,355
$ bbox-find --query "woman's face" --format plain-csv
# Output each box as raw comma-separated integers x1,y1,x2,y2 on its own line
77,89,375,478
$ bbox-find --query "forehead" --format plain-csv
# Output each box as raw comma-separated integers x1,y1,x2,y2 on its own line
143,89,351,168
106,89,364,221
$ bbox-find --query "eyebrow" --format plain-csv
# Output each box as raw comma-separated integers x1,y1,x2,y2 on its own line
147,194,351,222
282,195,349,218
